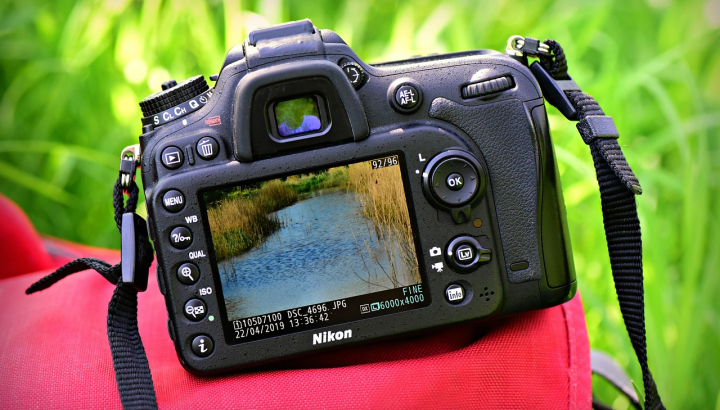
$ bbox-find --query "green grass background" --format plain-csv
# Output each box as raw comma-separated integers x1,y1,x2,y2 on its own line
1,0,718,407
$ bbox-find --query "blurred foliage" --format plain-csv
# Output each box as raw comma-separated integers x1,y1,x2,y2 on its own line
1,0,719,407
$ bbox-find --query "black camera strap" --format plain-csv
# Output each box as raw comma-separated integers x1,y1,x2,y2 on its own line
25,38,663,410
26,177,159,410
518,38,665,410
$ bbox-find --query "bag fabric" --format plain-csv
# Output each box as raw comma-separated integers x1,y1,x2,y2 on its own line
0,194,591,409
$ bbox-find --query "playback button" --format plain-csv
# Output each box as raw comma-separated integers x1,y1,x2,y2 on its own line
161,146,184,169
170,226,193,249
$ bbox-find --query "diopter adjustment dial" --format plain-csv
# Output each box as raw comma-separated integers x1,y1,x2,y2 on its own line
339,61,365,89
139,76,213,128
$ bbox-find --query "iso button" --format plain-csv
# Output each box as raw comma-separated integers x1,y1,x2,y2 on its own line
169,226,193,249
196,136,219,160
184,299,207,321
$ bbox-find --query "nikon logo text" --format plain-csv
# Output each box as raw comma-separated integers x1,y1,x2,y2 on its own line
313,329,352,345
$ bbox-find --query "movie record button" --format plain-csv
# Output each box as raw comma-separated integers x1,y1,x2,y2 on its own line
161,146,184,169
191,335,214,357
184,299,207,321
162,189,185,213
169,226,193,249
177,262,200,285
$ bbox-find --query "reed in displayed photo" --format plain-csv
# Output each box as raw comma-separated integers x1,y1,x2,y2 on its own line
204,157,421,321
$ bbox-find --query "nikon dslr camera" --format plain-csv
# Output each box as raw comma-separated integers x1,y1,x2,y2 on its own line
137,19,576,375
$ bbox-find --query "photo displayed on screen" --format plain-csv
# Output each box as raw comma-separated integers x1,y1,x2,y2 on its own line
204,156,421,322
274,96,322,137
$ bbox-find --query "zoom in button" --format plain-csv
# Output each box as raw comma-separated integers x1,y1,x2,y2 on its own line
177,262,200,285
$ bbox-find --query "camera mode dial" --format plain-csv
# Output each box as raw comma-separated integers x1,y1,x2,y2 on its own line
139,76,213,128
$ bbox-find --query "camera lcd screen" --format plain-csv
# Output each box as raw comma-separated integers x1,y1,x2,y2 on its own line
203,154,430,344
273,96,322,137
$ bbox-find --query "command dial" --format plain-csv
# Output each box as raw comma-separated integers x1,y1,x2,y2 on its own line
139,75,212,127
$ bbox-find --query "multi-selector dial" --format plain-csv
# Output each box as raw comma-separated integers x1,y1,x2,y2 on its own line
422,150,486,223
139,76,213,128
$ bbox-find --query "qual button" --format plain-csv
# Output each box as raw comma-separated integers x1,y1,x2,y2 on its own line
177,262,200,285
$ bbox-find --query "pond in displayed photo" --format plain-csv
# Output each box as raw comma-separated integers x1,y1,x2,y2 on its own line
205,159,421,321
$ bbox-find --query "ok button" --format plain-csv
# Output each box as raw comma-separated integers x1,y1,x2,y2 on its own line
170,226,193,249
446,173,464,191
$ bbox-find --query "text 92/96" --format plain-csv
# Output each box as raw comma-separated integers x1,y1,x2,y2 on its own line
371,155,399,170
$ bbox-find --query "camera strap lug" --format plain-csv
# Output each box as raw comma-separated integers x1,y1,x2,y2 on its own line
505,35,551,57
120,144,141,190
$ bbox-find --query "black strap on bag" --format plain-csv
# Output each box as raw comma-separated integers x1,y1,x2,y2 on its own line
25,39,664,410
26,177,159,410
517,38,665,410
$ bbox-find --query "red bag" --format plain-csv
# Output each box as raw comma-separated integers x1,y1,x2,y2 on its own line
0,194,591,409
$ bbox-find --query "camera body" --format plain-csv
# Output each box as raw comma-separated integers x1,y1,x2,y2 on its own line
138,19,576,375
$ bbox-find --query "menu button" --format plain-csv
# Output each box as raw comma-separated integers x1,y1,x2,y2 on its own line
162,190,185,213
